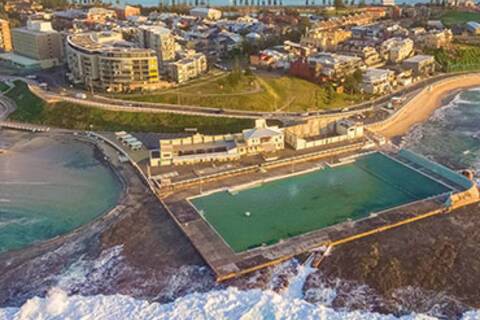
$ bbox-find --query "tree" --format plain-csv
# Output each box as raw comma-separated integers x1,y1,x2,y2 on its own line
334,0,345,9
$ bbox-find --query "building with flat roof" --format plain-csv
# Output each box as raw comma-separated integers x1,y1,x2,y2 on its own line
150,119,284,167
85,7,116,24
190,7,222,20
114,5,141,20
168,52,207,83
402,55,435,77
135,25,176,71
0,19,12,52
284,118,364,150
300,28,351,51
360,68,394,94
380,37,414,64
307,53,364,81
66,32,161,93
11,20,63,69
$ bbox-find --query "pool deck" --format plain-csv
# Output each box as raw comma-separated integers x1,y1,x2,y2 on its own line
160,145,457,281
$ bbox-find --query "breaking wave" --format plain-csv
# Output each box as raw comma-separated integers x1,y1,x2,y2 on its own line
1,286,479,320
1,246,479,320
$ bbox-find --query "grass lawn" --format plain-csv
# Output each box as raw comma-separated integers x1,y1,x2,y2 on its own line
122,73,365,113
0,82,10,93
6,81,256,134
440,10,480,26
427,44,480,72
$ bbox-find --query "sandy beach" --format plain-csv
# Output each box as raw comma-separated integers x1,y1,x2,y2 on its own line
371,73,480,138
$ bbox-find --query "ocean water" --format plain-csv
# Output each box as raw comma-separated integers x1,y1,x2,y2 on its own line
1,88,480,319
0,134,122,253
106,0,428,8
402,88,480,179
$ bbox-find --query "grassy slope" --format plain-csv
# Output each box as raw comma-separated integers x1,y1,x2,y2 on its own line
0,82,10,92
427,44,480,72
440,10,480,26
123,73,364,112
6,81,255,134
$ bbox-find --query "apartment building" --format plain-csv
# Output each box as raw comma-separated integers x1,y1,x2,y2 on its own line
0,19,12,52
380,37,414,64
136,25,176,71
307,53,364,81
11,20,63,68
66,32,160,93
114,5,141,20
300,28,351,51
416,29,453,49
167,52,207,83
85,7,116,24
360,68,394,94
402,55,435,77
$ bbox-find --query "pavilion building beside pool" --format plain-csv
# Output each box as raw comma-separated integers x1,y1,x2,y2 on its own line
150,119,284,167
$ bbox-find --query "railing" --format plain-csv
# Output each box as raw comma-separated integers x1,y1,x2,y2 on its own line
397,149,473,191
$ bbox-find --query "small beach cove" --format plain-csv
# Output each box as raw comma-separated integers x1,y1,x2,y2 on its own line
371,73,480,139
0,130,123,253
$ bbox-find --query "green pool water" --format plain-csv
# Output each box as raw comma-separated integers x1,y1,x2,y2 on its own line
191,152,452,252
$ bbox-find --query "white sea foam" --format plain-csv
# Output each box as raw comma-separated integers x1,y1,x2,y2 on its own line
3,286,471,320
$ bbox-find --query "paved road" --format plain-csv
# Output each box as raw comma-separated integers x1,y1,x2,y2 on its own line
0,95,16,120
1,72,476,123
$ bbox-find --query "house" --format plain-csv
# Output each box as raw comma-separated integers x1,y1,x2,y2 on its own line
190,8,222,21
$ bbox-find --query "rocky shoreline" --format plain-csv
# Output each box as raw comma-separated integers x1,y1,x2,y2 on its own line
1,128,480,319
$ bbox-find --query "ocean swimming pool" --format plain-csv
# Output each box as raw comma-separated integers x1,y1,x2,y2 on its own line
191,152,453,252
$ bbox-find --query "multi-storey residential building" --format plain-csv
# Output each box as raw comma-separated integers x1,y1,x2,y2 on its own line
416,29,453,49
167,52,207,83
0,19,13,52
85,7,116,24
307,53,364,81
380,38,414,64
300,28,351,51
402,55,435,77
360,68,394,94
114,5,141,20
11,20,63,68
66,32,160,93
136,25,176,71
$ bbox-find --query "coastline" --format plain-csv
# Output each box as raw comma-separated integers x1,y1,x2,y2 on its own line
0,130,206,308
370,73,480,139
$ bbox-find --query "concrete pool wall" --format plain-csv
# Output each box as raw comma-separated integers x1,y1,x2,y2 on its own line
160,148,479,281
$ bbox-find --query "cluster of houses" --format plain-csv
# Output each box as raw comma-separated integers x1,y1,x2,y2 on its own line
249,8,457,95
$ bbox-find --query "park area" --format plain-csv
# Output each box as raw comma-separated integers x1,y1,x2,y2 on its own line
440,9,480,26
4,81,254,134
120,72,365,113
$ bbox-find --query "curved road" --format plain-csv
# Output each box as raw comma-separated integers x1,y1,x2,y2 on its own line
0,95,16,120
1,72,476,123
